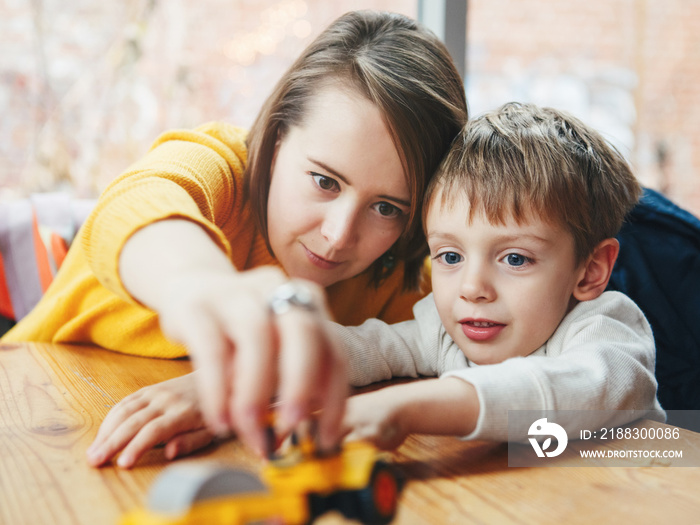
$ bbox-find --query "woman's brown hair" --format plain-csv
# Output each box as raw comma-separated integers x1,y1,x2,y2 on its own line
245,10,468,289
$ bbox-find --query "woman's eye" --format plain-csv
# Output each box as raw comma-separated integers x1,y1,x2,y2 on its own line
438,252,462,265
311,173,339,192
504,253,530,267
373,201,402,218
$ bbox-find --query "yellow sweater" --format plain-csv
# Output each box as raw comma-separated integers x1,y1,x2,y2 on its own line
2,123,426,357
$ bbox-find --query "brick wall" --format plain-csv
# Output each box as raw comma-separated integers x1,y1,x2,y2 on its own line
0,0,415,198
466,0,700,215
2,0,699,217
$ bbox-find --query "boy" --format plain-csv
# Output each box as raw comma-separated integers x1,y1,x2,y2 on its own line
337,102,664,448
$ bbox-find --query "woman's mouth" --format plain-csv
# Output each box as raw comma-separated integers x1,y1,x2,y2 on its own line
460,319,505,341
303,245,342,270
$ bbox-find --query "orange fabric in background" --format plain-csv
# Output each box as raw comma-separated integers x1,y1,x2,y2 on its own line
31,212,54,292
51,232,69,269
0,253,14,319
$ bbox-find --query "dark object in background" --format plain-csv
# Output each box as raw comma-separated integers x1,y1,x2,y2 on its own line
0,315,14,337
609,188,700,429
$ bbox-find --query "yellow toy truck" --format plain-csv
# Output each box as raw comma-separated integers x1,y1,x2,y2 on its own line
120,435,402,525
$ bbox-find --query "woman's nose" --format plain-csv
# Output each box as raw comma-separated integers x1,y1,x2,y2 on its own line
320,201,360,250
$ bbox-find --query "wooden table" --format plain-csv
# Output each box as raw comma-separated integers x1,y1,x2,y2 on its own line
2,342,700,525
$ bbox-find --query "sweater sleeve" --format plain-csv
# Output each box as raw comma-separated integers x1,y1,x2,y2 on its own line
79,123,249,302
443,291,665,442
334,294,467,386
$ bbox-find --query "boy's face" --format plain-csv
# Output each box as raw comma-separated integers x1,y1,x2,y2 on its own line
426,192,585,365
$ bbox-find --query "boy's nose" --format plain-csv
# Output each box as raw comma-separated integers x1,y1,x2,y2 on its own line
459,265,496,303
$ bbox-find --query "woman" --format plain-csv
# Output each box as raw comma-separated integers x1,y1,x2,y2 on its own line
2,10,468,465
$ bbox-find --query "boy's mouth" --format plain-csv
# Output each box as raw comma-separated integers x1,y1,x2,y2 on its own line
460,319,505,342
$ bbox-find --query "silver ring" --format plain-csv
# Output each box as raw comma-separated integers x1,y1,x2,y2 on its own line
268,282,317,315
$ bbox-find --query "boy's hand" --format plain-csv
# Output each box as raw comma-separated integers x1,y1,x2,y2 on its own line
86,372,215,469
342,378,481,450
342,388,410,450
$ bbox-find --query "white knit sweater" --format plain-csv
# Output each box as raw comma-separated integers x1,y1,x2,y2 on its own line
334,291,665,441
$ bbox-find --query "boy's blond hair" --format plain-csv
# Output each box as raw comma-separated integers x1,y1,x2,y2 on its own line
424,102,642,263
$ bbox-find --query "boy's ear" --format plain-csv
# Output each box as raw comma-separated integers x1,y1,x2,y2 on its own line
573,238,620,302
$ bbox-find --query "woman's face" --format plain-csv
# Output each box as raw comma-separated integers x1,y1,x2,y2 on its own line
266,84,410,288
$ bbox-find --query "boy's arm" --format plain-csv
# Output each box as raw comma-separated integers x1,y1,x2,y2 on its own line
340,291,662,447
343,377,480,449
332,294,465,386
443,291,664,442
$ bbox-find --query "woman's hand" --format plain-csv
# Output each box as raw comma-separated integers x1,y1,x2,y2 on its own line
86,372,214,468
160,267,348,455
119,220,348,456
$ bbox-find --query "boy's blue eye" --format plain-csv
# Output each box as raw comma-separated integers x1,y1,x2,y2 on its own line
440,252,462,265
505,253,528,266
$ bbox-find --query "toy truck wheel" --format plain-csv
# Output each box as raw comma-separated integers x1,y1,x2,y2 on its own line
146,462,268,515
355,462,400,525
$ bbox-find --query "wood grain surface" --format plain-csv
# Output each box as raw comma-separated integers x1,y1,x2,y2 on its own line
2,342,700,525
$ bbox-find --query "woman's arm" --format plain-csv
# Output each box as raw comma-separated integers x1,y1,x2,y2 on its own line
81,124,347,456
118,219,347,455
81,125,246,304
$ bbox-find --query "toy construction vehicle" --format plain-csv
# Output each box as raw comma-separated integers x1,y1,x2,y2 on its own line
120,432,402,525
